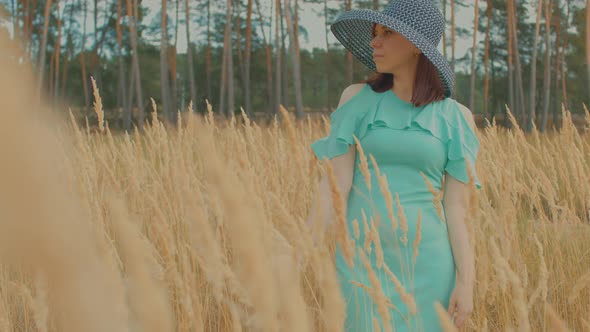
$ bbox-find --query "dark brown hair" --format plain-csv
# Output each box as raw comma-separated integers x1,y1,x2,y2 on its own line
363,23,446,107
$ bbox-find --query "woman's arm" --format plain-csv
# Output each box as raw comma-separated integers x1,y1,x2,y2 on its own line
306,146,356,242
306,84,363,242
443,104,478,285
442,176,474,285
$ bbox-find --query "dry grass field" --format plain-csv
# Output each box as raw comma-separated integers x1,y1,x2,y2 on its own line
1,36,590,332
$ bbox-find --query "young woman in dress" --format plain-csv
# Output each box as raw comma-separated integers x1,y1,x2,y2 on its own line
305,0,483,331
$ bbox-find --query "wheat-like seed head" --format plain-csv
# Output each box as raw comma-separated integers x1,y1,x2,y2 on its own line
412,210,422,268
353,135,371,191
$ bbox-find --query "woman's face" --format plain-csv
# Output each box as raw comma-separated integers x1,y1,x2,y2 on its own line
370,23,421,73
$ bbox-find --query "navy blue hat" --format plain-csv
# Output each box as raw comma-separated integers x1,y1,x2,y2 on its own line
330,0,454,97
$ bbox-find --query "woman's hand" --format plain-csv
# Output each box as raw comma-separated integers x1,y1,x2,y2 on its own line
447,280,474,329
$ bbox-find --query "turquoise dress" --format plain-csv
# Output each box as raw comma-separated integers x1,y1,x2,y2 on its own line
310,83,482,332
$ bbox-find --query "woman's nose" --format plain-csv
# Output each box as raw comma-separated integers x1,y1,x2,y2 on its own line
370,36,381,49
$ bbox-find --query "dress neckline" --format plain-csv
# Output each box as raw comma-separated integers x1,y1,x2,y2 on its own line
387,88,416,108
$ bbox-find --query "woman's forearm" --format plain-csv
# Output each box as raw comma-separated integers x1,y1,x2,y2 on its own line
444,202,475,285
307,149,355,244
306,175,350,238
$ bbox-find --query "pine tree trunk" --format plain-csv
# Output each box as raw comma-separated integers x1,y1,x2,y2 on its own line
506,0,515,127
324,0,331,112
541,0,552,132
206,0,212,103
552,4,561,127
127,56,135,122
37,0,53,98
346,0,353,84
528,0,543,132
561,0,570,111
53,0,62,104
184,0,196,111
49,53,54,98
490,41,498,119
373,0,378,10
483,0,491,123
285,0,304,119
22,0,28,56
160,0,171,122
28,0,36,60
280,0,288,111
235,0,245,91
294,0,303,112
586,0,590,105
509,0,526,127
116,0,129,128
170,0,179,117
244,0,253,117
219,0,230,116
127,0,144,130
20,0,25,53
294,0,300,48
227,0,235,117
254,0,272,115
469,0,478,113
61,43,70,104
450,0,456,96
90,0,99,94
80,0,90,115
274,0,282,116
10,0,17,40
61,0,75,103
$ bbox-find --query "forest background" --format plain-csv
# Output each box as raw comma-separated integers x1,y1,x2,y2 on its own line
0,0,589,132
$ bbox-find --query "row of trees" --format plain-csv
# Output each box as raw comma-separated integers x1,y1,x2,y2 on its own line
0,0,589,132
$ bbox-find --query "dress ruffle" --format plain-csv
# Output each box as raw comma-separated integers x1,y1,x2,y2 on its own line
311,84,372,160
443,101,482,189
311,84,482,189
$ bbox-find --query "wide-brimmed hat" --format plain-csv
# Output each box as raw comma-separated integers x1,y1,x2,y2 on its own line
330,0,454,97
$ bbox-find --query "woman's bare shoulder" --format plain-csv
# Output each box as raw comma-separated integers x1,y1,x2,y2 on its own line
337,83,367,108
454,101,477,131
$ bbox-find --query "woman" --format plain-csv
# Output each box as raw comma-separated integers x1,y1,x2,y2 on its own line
305,0,482,331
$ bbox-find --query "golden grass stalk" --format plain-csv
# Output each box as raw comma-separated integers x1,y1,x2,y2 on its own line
412,209,422,268
568,269,590,304
545,303,570,332
371,219,384,269
420,172,445,223
382,262,417,315
353,135,371,191
106,193,174,332
371,155,398,232
394,193,409,246
528,234,548,309
0,291,10,332
363,214,373,255
352,219,360,240
358,248,393,332
373,315,381,332
90,76,104,133
325,160,355,268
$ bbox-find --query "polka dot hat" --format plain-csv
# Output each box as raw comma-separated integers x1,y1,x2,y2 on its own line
330,0,454,97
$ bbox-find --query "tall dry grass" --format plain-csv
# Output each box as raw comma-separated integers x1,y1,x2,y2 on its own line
1,34,590,331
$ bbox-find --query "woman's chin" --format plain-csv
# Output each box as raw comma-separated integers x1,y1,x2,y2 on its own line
374,66,391,74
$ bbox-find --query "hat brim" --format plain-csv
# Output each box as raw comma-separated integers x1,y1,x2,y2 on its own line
330,9,454,97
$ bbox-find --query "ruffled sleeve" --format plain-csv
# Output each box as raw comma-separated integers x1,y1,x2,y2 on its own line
444,101,482,189
311,85,369,160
